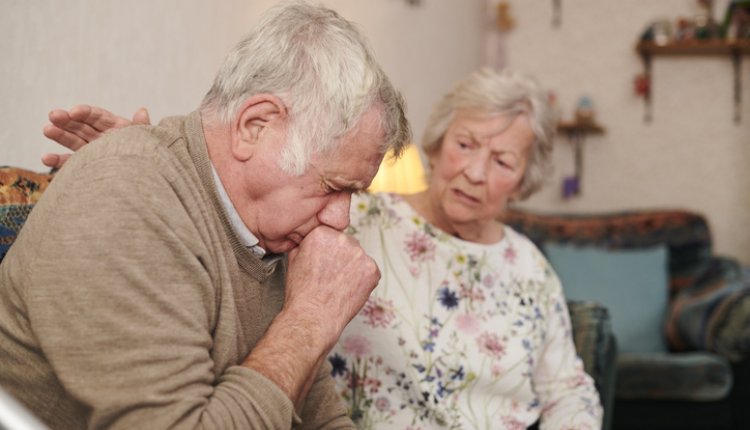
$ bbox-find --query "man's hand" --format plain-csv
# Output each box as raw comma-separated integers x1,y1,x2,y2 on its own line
285,226,380,339
243,226,380,408
41,105,151,169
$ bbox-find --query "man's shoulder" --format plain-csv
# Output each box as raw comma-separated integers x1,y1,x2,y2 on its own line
65,114,194,176
95,114,189,154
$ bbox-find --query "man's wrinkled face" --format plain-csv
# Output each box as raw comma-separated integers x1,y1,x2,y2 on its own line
241,107,386,254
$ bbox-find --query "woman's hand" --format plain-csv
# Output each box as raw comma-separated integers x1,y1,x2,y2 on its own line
42,105,151,169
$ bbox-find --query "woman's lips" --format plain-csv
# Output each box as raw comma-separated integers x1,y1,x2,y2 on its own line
451,188,480,205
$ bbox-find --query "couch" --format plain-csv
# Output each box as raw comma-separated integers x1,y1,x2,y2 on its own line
505,207,750,430
0,166,619,429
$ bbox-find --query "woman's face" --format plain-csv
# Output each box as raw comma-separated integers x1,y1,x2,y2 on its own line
427,110,535,232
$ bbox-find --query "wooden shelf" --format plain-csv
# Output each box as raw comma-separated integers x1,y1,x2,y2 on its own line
637,40,750,56
556,120,606,199
558,120,605,135
636,39,748,123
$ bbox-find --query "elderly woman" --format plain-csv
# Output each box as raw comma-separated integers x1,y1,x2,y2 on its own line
42,68,601,429
329,68,601,429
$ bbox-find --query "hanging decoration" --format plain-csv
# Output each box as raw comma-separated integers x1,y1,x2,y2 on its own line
496,1,515,32
552,0,562,27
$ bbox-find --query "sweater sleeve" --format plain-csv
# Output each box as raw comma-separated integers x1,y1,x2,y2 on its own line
22,152,299,429
297,359,355,429
532,262,603,430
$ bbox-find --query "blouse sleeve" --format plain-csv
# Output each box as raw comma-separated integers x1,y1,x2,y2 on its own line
533,260,603,430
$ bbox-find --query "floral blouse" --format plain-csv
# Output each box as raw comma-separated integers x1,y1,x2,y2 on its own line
328,193,602,429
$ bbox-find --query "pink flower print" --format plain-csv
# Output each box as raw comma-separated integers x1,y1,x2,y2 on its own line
409,265,420,277
501,416,526,430
365,377,382,393
459,283,485,302
566,371,588,388
491,362,504,377
404,231,436,263
504,245,518,264
455,313,481,334
374,396,390,412
482,274,495,288
342,334,372,359
361,297,396,328
477,332,506,359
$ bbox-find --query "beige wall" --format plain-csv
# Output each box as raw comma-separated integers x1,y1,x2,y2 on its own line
0,0,484,173
1,0,747,263
502,0,750,264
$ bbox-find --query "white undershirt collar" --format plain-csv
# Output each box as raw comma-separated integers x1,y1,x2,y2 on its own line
210,165,266,258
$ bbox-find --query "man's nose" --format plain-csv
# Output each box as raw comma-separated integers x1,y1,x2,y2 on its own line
319,192,351,231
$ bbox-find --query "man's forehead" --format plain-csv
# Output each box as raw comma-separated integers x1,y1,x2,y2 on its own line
322,146,385,189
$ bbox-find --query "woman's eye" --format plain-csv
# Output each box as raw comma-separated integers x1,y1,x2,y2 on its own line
495,158,514,170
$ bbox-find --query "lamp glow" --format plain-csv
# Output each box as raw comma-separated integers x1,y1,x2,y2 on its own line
368,144,427,194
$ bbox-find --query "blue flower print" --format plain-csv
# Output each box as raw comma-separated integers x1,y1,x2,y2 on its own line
438,287,459,310
329,353,347,377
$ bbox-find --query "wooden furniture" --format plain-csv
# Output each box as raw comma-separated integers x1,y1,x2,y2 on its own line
636,40,750,123
557,120,605,198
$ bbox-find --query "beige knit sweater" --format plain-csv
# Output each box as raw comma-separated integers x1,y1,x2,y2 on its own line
0,112,353,429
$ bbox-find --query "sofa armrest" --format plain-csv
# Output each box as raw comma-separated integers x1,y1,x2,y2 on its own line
667,257,750,362
567,300,617,430
713,286,750,362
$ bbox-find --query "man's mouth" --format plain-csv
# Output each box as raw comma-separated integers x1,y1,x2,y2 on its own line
289,232,304,245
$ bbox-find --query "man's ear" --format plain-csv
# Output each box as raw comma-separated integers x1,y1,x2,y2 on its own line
231,94,287,161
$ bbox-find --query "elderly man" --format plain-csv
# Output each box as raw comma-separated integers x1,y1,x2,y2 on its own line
0,1,409,429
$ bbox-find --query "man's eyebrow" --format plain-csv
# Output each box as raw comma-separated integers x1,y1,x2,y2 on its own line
341,182,368,193
326,178,367,193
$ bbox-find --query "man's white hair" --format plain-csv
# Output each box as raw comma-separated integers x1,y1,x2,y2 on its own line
201,0,410,175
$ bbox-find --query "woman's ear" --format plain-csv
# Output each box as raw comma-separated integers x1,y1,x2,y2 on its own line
231,94,288,161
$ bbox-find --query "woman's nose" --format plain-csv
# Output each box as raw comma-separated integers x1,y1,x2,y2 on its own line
463,153,488,183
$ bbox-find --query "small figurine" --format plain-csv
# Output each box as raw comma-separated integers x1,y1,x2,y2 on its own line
634,74,650,98
575,95,595,124
496,1,515,32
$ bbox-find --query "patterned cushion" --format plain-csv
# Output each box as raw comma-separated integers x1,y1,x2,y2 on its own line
666,258,750,360
505,208,750,362
0,167,53,261
504,209,713,297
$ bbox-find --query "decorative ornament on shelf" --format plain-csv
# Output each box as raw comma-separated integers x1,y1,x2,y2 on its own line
552,0,562,27
574,95,596,124
557,95,605,199
495,1,515,32
634,74,650,98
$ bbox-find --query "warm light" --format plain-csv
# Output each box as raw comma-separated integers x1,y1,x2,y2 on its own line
368,144,428,194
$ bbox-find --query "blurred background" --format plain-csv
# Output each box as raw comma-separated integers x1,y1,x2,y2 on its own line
0,0,748,263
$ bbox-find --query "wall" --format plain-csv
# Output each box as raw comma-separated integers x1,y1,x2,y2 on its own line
501,0,750,264
0,0,252,167
0,0,484,174
1,0,747,263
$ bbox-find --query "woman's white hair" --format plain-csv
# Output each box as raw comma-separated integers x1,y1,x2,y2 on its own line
422,67,556,200
201,0,410,175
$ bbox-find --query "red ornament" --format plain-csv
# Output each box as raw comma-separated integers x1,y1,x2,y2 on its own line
634,74,650,97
